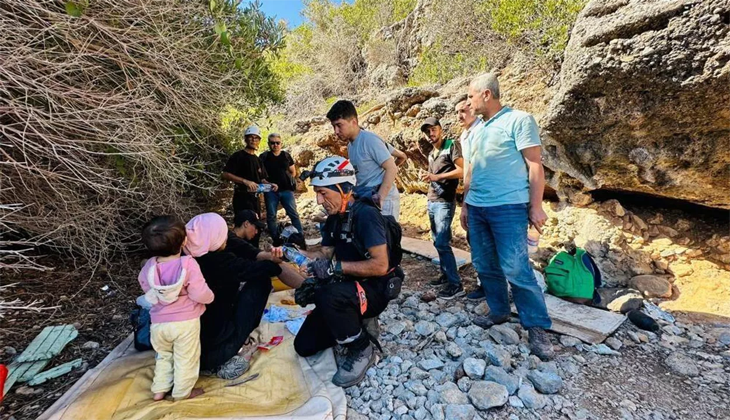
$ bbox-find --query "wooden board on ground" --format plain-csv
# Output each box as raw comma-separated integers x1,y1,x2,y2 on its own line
401,237,471,268
513,294,626,344
28,359,83,386
37,335,137,420
4,325,78,396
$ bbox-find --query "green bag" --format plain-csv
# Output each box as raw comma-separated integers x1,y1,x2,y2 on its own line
544,248,602,304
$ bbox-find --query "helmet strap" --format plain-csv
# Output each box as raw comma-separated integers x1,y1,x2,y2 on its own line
335,184,352,214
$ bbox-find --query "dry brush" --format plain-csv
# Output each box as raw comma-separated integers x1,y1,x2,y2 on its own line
0,0,280,268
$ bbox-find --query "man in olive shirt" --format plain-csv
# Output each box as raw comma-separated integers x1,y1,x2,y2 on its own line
419,117,465,299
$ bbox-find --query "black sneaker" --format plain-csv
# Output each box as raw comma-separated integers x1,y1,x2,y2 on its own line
429,275,448,286
528,327,555,361
473,314,510,329
438,284,465,300
466,288,485,301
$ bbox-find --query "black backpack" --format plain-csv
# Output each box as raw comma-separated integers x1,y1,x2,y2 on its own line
349,197,403,269
129,306,152,351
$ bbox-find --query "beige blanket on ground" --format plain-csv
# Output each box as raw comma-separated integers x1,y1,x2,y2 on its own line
39,291,346,420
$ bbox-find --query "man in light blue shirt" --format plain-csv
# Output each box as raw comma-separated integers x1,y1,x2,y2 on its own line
326,100,400,220
462,73,554,360
455,98,488,301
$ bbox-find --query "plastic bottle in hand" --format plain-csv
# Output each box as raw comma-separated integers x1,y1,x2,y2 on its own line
283,245,310,267
527,226,540,254
256,184,273,193
281,225,299,239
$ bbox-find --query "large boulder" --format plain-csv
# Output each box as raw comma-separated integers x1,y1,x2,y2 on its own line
543,0,730,209
385,87,439,114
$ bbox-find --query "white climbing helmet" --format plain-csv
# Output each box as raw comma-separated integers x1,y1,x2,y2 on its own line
310,156,357,187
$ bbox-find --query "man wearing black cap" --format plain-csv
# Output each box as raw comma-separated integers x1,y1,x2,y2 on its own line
228,210,304,288
419,117,465,299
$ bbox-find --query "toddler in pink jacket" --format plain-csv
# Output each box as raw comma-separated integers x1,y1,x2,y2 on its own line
139,216,214,401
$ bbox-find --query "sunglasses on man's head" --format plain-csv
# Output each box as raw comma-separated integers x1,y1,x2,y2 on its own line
269,142,281,145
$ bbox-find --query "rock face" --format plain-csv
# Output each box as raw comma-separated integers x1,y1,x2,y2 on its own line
543,0,730,209
628,275,673,298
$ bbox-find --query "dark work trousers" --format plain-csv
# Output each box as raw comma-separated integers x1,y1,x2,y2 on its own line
294,278,390,357
233,190,262,247
200,271,271,370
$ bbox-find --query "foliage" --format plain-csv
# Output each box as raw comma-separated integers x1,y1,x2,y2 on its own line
409,40,490,85
209,0,287,108
272,0,419,117
407,0,510,85
480,0,587,62
0,0,284,267
268,25,314,89
275,0,586,95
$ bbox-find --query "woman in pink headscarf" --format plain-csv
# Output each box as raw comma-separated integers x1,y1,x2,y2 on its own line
184,213,281,379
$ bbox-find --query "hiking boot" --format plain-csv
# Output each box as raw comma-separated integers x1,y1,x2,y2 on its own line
333,344,346,366
362,317,380,340
438,284,465,300
528,327,555,361
466,288,485,302
215,355,250,380
332,342,376,388
429,275,448,286
473,314,510,329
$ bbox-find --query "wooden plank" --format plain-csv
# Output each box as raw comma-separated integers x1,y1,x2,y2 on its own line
544,294,626,342
28,359,83,386
3,325,79,395
4,360,49,395
17,325,78,363
37,335,136,420
512,295,625,344
401,237,472,268
16,360,50,383
549,319,607,344
15,326,53,362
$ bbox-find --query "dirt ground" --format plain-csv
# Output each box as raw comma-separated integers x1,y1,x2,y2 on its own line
1,192,729,420
0,256,140,420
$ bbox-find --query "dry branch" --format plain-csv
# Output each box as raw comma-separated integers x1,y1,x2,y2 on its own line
0,0,269,268
0,283,60,318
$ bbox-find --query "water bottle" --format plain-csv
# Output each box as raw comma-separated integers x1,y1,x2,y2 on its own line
527,226,540,254
283,245,310,267
281,225,299,239
256,184,273,193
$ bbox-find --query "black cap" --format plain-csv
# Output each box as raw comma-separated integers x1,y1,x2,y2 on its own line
420,117,441,133
234,210,266,229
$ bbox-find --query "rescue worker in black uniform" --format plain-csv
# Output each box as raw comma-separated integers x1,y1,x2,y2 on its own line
293,156,403,388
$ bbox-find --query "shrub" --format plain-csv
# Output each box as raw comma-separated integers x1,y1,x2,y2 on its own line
481,0,587,62
409,40,491,85
0,0,284,267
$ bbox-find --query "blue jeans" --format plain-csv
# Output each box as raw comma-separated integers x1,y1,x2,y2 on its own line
428,201,460,286
467,203,551,329
264,191,303,239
